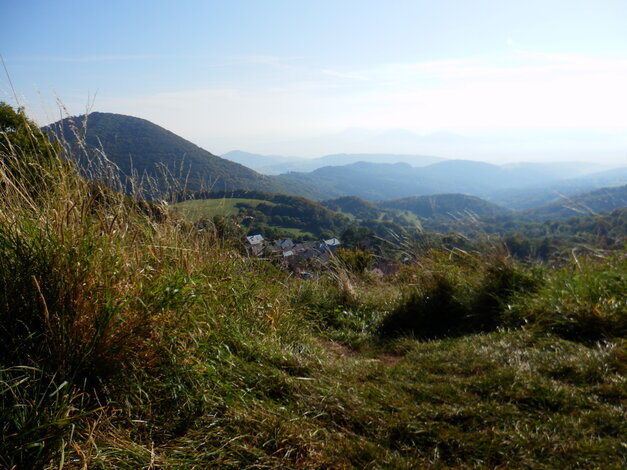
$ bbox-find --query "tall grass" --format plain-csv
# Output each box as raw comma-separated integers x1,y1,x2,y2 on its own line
0,108,319,466
0,113,220,462
506,252,627,343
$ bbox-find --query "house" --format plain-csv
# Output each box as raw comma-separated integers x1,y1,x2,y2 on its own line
246,234,264,246
324,238,341,248
245,234,265,256
277,238,294,250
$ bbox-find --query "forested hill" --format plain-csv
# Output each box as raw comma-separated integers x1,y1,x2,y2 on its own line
378,193,512,219
45,112,316,197
523,184,627,221
321,196,382,220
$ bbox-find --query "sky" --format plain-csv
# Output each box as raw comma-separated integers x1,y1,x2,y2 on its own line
2,0,627,164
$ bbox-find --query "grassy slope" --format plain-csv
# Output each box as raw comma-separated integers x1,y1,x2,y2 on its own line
1,112,625,469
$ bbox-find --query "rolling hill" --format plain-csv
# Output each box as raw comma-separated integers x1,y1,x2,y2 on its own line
378,193,512,220
45,112,318,198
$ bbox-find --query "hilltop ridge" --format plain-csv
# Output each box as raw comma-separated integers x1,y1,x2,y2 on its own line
45,112,318,197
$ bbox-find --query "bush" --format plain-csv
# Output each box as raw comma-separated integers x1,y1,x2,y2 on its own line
506,253,626,343
335,247,374,274
379,255,538,340
379,275,467,339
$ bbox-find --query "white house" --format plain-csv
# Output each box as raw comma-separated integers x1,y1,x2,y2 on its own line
246,234,264,246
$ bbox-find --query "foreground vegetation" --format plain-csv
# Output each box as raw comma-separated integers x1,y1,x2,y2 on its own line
1,104,625,469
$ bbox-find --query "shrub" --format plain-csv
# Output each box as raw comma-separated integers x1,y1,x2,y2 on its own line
379,274,468,339
335,247,374,274
506,253,626,343
379,255,538,340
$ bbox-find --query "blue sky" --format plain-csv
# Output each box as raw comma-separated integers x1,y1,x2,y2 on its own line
2,0,627,162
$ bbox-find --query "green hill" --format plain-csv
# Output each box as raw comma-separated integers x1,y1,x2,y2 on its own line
174,190,353,239
321,196,382,220
45,112,316,197
379,193,511,219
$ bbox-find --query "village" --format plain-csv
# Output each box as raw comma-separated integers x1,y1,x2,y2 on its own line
244,233,401,278
245,234,341,270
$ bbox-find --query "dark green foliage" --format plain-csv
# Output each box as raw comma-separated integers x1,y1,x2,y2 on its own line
335,248,374,274
379,193,511,219
322,195,382,219
379,257,538,339
0,102,62,195
380,275,468,339
0,102,57,158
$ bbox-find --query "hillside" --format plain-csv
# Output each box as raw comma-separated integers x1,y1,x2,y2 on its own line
174,190,353,240
45,112,316,197
523,184,627,220
379,193,512,219
321,196,382,220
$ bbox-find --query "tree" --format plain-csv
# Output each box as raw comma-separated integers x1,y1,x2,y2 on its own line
0,102,58,158
0,102,62,194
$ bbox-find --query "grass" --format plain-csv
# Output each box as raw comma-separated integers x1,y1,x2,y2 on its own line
1,105,625,469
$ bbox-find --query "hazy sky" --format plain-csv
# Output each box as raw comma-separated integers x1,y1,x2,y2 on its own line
2,0,627,163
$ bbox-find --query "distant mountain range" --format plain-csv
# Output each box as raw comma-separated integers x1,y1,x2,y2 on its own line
489,167,627,209
274,159,627,204
43,112,626,219
221,150,444,175
235,127,627,165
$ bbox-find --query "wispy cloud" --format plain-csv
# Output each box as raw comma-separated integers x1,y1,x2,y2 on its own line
310,51,627,131
7,54,170,63
320,69,371,81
